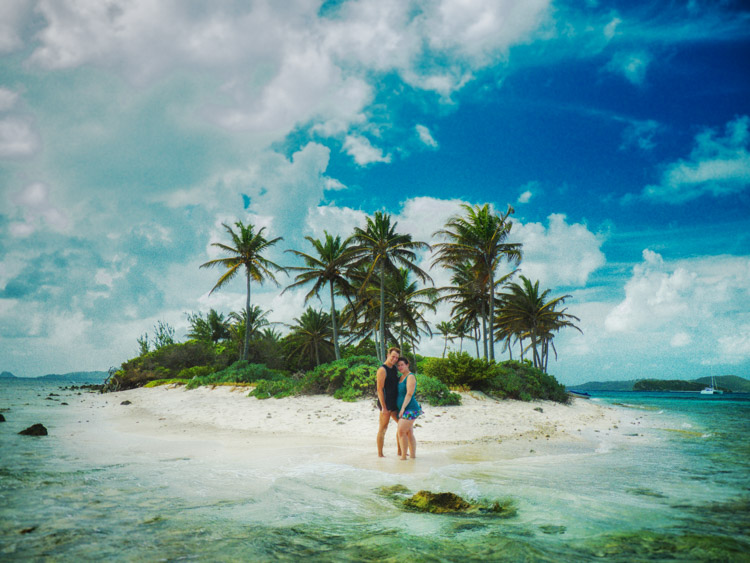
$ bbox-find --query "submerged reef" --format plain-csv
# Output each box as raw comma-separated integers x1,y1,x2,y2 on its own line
378,486,516,517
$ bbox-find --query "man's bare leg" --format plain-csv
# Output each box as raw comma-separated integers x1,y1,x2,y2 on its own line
377,410,391,457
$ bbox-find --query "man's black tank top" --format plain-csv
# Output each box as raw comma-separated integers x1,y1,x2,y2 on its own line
381,363,399,411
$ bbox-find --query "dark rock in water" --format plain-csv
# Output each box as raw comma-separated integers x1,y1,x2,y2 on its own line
20,526,37,534
534,407,544,413
403,490,517,517
61,402,69,406
539,525,566,535
19,423,48,436
405,491,471,513
0,414,5,422
121,400,132,405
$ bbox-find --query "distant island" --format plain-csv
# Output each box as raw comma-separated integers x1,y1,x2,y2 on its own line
572,375,750,393
0,371,109,383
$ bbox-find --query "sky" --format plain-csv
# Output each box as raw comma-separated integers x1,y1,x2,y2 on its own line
1,0,749,384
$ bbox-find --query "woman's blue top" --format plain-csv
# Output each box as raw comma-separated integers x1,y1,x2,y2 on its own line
397,374,420,412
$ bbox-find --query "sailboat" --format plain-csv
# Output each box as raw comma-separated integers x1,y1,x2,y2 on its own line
700,375,723,395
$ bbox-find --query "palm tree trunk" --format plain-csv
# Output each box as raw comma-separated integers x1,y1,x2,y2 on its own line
314,340,320,366
379,264,386,361
488,271,495,362
411,334,418,374
481,305,488,361
244,272,251,361
474,325,480,358
329,282,340,360
442,334,447,358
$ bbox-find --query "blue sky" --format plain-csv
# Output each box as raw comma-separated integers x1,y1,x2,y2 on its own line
1,0,748,383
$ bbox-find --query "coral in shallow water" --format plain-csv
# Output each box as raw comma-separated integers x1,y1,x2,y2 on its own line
403,490,517,517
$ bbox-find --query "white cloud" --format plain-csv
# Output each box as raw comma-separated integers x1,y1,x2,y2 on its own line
717,327,750,365
620,118,660,151
641,115,750,203
518,190,532,203
0,87,19,111
0,0,32,54
416,124,438,148
9,182,70,236
605,249,694,333
513,214,606,287
605,50,652,86
0,116,41,158
603,17,621,40
670,332,691,347
603,250,750,365
342,134,391,166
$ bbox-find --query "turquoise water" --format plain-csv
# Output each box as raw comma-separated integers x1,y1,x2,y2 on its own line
1,380,749,561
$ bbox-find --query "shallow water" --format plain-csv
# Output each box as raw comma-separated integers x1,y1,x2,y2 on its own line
1,381,748,561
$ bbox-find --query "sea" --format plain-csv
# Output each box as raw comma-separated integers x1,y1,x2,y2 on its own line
1,379,748,562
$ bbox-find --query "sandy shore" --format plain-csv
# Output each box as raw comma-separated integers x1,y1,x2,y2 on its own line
78,385,635,471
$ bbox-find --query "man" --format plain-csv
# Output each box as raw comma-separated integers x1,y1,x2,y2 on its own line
376,346,402,457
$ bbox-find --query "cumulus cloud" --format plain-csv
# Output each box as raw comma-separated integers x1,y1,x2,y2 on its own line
717,327,750,365
0,87,19,111
19,0,553,141
640,115,750,203
0,0,33,54
0,116,41,158
513,214,606,287
604,250,750,363
342,134,391,166
9,182,69,236
415,124,438,148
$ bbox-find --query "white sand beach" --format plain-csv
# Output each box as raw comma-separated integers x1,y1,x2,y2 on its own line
73,385,636,473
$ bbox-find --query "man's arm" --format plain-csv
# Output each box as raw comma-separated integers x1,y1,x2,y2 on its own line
376,366,386,411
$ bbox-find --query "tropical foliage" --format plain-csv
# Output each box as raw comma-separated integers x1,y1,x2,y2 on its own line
432,203,521,361
200,221,285,361
495,276,582,371
109,203,581,403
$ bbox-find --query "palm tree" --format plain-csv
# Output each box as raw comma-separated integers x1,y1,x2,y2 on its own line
200,221,285,361
228,304,273,359
350,211,432,361
432,203,521,361
385,268,438,368
495,276,582,370
284,232,355,360
435,321,457,358
286,307,334,368
187,309,230,343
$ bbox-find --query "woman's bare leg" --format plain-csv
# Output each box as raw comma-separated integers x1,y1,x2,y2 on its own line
398,418,415,460
408,428,416,458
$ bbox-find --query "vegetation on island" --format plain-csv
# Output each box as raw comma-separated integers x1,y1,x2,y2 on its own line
105,204,581,404
574,375,748,393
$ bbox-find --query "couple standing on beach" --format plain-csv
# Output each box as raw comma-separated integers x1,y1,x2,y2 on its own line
376,347,423,460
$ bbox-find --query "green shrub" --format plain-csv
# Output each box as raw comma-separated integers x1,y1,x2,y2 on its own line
420,355,568,404
185,361,286,389
421,352,497,388
416,374,461,406
176,365,217,379
250,378,298,399
477,360,569,403
299,356,379,399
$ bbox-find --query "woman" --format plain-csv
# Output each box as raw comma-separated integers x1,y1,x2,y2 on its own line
396,357,423,460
